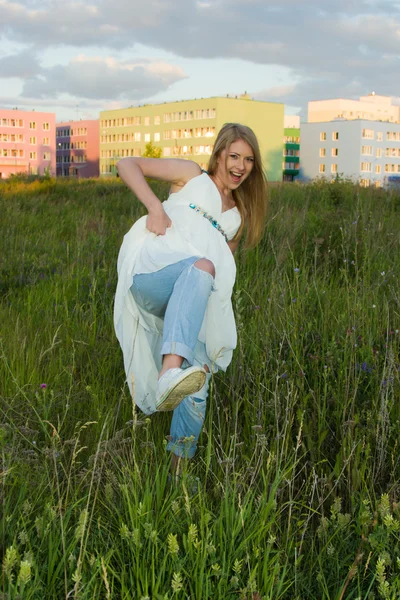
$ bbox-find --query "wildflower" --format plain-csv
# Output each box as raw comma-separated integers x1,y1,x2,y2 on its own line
17,559,32,586
187,523,198,547
254,305,260,310
381,271,385,276
171,572,183,593
280,372,288,379
294,267,300,272
167,533,179,556
372,304,376,308
3,546,18,581
292,298,297,303
40,383,47,389
233,558,243,574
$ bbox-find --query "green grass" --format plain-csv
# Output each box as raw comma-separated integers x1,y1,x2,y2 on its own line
0,176,399,599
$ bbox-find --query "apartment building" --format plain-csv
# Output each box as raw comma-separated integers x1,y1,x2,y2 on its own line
283,115,300,181
99,95,284,181
308,93,400,124
300,119,400,187
56,119,99,178
0,108,56,179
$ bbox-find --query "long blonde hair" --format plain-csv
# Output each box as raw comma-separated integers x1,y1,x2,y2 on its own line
207,123,268,248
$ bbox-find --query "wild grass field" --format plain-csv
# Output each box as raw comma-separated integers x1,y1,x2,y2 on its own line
0,176,399,599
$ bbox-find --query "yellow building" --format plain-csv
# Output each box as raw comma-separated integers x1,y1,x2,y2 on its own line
99,95,284,181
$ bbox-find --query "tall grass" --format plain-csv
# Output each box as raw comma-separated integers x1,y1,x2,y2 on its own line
0,176,399,599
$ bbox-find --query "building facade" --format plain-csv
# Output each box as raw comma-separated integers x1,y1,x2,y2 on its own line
300,120,400,187
308,93,400,124
99,95,284,181
283,115,300,181
0,108,56,179
56,120,99,178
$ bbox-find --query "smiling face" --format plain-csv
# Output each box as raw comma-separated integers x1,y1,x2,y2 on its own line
215,138,255,191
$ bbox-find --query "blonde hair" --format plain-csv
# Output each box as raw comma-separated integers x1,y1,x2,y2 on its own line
207,123,268,248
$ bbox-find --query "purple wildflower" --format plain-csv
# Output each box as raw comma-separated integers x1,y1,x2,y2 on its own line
40,383,47,389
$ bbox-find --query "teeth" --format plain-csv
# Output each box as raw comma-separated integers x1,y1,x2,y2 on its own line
232,172,242,177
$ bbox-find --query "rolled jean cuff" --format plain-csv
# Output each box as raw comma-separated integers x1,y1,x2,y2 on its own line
166,436,198,459
161,340,194,365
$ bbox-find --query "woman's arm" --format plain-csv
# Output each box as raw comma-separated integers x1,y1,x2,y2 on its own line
116,157,201,235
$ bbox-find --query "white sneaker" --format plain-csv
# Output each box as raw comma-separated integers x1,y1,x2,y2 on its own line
155,366,207,412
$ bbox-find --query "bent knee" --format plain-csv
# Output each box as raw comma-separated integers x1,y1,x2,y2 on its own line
194,258,215,277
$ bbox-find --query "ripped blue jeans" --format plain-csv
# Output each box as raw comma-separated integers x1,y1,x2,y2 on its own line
131,257,213,458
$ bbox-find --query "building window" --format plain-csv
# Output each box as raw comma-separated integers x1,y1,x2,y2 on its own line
319,148,326,157
360,162,372,172
154,132,160,142
377,132,383,141
134,132,141,142
144,117,150,126
29,137,36,144
154,116,160,125
43,152,50,160
375,180,382,188
319,164,326,173
29,122,36,130
163,147,171,157
164,113,171,123
320,132,326,141
29,151,37,159
375,165,381,174
360,179,370,187
43,122,50,130
362,129,374,139
332,132,339,140
144,133,151,142
43,137,50,146
332,148,338,157
361,146,373,155
331,164,338,173
376,148,382,158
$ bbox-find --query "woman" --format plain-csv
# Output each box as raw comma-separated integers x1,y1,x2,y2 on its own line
114,123,267,461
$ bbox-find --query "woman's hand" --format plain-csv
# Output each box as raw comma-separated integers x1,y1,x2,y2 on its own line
146,206,172,235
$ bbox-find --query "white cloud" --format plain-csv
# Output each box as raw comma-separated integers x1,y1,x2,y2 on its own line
20,54,187,100
1,0,400,112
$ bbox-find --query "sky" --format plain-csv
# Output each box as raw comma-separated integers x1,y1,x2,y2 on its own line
0,0,400,122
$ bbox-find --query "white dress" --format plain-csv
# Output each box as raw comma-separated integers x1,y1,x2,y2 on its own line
114,172,242,415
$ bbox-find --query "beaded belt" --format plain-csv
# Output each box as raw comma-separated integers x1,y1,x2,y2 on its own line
189,203,228,242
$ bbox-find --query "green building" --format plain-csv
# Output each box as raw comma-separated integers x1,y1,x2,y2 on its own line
99,95,284,181
283,115,300,181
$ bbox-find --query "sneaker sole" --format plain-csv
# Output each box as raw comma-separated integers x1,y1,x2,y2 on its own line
156,369,207,412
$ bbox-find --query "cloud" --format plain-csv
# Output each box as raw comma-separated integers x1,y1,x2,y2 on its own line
20,54,187,100
0,49,41,78
1,0,400,111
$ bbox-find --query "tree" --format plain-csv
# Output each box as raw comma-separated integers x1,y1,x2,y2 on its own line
142,141,162,158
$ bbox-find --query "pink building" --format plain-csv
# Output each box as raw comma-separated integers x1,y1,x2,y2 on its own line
56,120,99,178
0,108,56,179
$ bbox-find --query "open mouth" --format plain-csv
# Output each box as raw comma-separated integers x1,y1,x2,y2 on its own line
230,171,243,183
